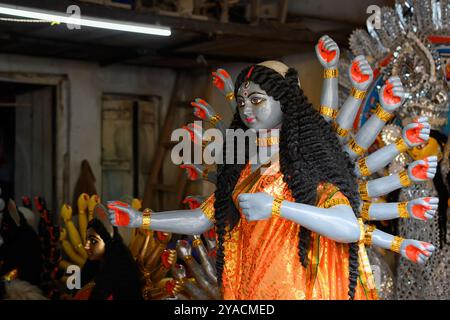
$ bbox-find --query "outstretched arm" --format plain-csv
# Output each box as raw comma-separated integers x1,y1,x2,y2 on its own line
360,197,438,221
364,225,435,264
360,156,437,200
211,68,236,113
355,117,430,177
107,201,213,235
334,55,373,143
315,35,340,123
237,192,360,243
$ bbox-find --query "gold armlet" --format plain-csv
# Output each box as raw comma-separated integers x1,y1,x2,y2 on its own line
142,208,152,229
360,202,371,221
359,182,371,201
374,104,394,122
209,114,222,126
200,201,216,223
348,138,367,156
332,122,350,138
398,202,410,218
390,236,404,253
272,197,283,218
322,198,351,208
398,170,411,187
324,69,338,79
319,106,337,119
192,238,203,248
351,88,366,100
395,138,409,153
226,92,235,101
358,157,372,176
363,224,377,247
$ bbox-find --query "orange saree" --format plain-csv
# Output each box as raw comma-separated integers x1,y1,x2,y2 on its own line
200,159,378,300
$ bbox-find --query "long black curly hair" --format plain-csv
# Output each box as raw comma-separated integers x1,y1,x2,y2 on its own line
213,64,361,299
80,219,143,300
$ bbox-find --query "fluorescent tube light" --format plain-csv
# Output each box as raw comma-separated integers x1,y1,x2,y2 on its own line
0,3,171,36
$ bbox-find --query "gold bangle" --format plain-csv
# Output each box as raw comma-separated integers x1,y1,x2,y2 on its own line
360,202,371,221
364,224,377,247
226,92,235,101
200,201,216,223
324,69,338,79
192,238,203,247
209,114,222,126
142,208,151,229
332,122,350,138
359,182,370,201
184,255,193,262
351,87,366,100
322,198,351,208
373,104,394,122
319,106,337,119
358,157,372,176
348,138,367,156
395,138,409,153
390,236,404,253
272,197,283,217
398,202,410,218
398,170,411,187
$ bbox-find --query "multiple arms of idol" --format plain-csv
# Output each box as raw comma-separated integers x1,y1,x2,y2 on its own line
106,35,438,265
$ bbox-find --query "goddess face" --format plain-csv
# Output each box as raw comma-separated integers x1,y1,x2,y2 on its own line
236,81,283,130
84,229,106,261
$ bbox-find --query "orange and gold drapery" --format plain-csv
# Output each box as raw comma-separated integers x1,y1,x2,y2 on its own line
201,158,378,300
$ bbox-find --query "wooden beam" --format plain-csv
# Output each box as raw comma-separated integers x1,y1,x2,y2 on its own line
1,0,319,42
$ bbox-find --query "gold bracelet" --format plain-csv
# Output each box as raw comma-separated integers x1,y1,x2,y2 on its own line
398,170,411,187
395,138,409,153
360,202,371,221
348,138,367,156
192,238,203,247
332,122,350,138
351,87,366,100
142,208,152,229
359,182,370,201
184,255,193,262
209,114,222,126
200,201,216,223
358,157,371,176
373,104,394,122
364,224,377,247
319,106,337,119
398,202,410,218
322,198,351,208
272,197,283,217
324,69,338,79
226,92,235,101
390,236,404,253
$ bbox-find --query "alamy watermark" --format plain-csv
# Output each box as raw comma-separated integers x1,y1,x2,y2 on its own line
171,121,279,174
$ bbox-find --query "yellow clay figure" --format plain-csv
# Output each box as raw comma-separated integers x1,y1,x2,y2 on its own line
61,205,88,260
77,193,90,245
59,228,85,266
408,137,443,161
88,195,101,222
